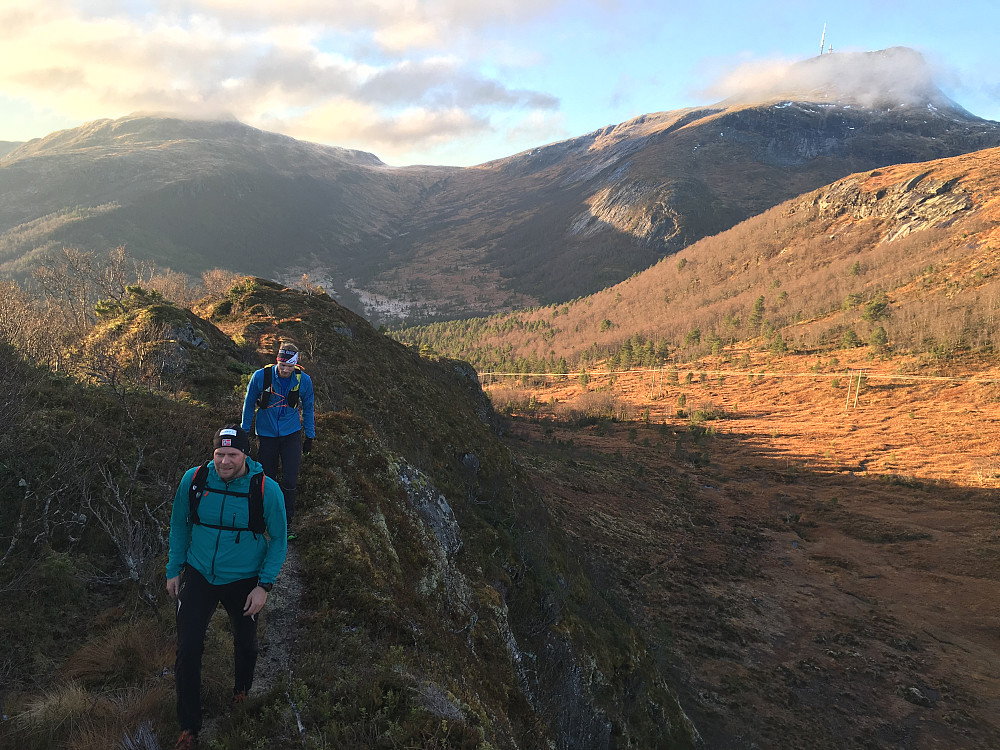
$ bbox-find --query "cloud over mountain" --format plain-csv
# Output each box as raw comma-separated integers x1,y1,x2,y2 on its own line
0,1,563,163
703,47,962,110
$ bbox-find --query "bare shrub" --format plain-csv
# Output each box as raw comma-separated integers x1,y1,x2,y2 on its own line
144,269,198,307
487,386,532,414
557,390,621,423
201,268,244,298
0,281,59,362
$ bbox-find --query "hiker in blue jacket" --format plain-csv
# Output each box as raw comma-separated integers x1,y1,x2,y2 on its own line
241,341,315,541
166,425,287,750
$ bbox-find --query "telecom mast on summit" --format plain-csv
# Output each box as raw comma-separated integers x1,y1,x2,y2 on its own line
819,23,833,55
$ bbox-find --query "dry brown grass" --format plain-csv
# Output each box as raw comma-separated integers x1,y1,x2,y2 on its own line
61,620,173,687
497,343,1000,747
15,682,170,750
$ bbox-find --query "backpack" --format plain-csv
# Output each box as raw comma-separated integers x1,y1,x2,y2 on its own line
257,365,303,409
188,461,267,540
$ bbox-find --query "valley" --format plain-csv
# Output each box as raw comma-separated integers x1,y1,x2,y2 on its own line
492,348,1000,748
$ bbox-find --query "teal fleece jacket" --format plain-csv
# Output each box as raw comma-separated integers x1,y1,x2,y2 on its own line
166,456,287,586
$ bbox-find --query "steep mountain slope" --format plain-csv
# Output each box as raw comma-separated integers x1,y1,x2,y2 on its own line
3,48,999,326
0,114,455,282
380,48,1000,316
395,144,1000,369
0,280,699,749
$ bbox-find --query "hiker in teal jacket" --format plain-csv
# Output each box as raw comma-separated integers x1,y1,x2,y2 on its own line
241,341,315,540
166,425,287,749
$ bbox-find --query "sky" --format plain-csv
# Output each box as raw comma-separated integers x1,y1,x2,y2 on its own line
1,1,998,167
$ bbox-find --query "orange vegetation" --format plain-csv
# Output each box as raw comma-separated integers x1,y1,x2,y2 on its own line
491,346,1000,748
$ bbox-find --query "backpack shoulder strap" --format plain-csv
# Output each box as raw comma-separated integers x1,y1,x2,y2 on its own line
187,461,211,526
247,471,267,534
257,366,273,409
287,367,302,409
188,465,266,536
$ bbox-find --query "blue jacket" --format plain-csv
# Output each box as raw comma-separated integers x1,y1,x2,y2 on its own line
166,456,287,585
242,365,315,439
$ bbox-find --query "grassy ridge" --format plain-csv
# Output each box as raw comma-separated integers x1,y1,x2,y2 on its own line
0,280,698,748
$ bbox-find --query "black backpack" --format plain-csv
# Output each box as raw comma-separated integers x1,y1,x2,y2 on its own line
188,462,267,540
257,365,302,409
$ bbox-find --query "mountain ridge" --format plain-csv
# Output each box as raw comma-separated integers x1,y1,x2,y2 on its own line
3,47,999,325
393,144,1000,370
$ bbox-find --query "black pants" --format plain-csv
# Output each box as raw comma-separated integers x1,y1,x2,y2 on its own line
257,430,301,525
175,566,259,734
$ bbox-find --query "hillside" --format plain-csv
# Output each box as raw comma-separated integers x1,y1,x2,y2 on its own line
0,114,454,285
394,144,1000,370
0,279,698,749
489,343,1000,749
3,49,1000,325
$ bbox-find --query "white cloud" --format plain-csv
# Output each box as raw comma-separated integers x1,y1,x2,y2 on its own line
504,110,568,149
0,0,563,163
270,99,489,158
698,47,950,109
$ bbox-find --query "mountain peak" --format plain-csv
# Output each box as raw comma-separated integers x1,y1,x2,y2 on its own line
2,112,385,168
716,47,969,115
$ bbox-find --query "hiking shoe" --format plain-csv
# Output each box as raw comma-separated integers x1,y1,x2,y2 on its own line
287,532,298,542
175,730,198,749
232,690,248,709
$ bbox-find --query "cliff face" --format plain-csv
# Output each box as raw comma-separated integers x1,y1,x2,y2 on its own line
809,169,973,242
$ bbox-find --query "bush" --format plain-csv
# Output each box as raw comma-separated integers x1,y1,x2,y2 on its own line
690,401,725,423
557,391,621,423
842,328,862,348
487,386,532,414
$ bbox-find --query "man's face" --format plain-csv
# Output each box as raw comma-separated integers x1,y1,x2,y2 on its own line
213,447,247,480
276,360,295,378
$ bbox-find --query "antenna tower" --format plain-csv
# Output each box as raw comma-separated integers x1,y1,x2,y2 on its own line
819,23,827,56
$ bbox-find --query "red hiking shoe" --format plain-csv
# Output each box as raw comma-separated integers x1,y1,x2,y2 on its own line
175,729,198,749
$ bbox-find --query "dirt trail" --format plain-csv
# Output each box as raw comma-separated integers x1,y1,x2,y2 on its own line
256,544,304,696
197,543,304,744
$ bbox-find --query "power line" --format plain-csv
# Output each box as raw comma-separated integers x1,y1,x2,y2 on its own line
477,368,1000,384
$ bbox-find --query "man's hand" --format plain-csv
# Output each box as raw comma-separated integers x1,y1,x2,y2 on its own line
244,586,269,616
166,575,181,600
302,437,313,456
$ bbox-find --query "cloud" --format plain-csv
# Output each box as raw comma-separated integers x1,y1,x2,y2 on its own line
503,111,569,149
174,0,565,52
271,99,490,157
359,59,558,109
697,47,951,109
0,0,564,163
